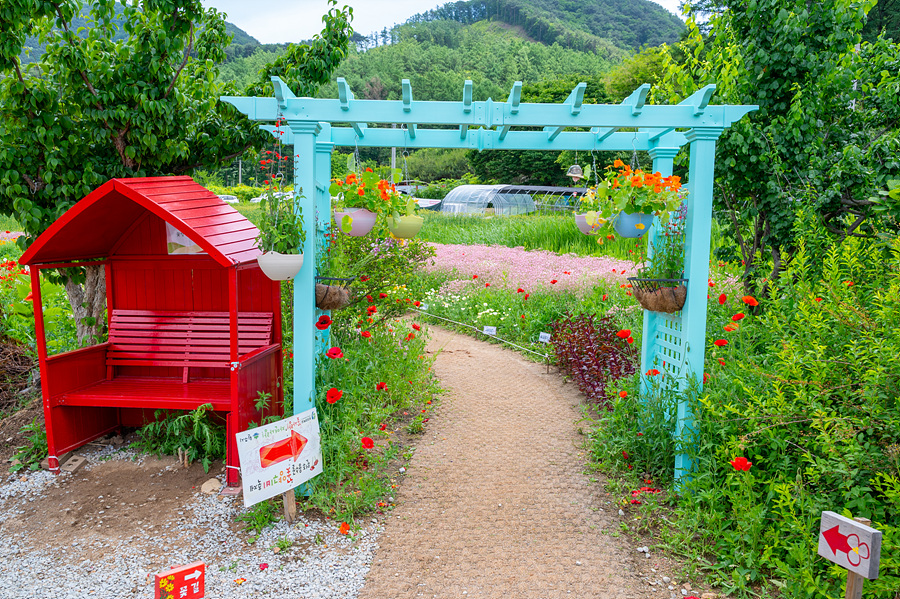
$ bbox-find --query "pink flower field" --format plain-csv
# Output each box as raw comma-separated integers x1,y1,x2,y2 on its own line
424,243,635,295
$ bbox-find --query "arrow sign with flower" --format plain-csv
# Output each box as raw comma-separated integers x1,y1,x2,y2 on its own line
817,511,882,580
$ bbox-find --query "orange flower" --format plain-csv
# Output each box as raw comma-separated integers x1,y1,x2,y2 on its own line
339,522,350,535
732,313,745,321
613,159,624,167
741,296,759,306
616,329,631,339
618,390,628,398
714,339,728,347
646,369,660,376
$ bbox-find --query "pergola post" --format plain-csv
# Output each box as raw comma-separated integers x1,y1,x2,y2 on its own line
287,120,322,416
673,127,723,483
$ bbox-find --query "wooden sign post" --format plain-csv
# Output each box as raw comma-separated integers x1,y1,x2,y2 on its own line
817,512,882,599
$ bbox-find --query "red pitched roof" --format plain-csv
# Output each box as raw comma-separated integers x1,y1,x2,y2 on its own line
20,177,262,268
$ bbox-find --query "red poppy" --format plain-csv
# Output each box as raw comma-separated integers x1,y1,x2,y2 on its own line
622,451,630,460
517,288,524,293
367,306,377,315
366,295,374,302
360,275,369,282
413,301,421,307
520,314,525,319
732,313,745,321
718,358,726,366
844,280,854,287
405,333,415,341
714,339,728,347
703,373,710,384
741,295,759,306
718,293,727,305
485,283,490,287
616,329,631,339
472,274,478,279
412,323,421,331
645,369,660,376
814,297,823,302
339,522,350,535
550,279,557,284
361,331,372,338
379,293,388,299
563,271,571,275
379,423,387,430
724,324,738,332
326,347,344,359
315,315,332,330
708,280,715,288
618,390,627,398
627,336,635,344
24,291,33,302
376,382,387,391
361,437,374,449
524,294,530,300
326,388,343,404
729,456,752,471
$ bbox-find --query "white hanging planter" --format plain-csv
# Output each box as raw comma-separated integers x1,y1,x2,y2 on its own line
257,251,304,281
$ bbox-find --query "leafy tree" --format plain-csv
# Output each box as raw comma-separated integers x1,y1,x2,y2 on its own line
655,2,900,290
0,0,353,342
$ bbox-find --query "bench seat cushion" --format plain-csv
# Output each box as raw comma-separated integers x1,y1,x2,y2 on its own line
60,376,231,411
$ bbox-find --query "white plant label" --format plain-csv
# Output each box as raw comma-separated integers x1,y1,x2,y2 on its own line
420,303,429,311
483,326,497,336
538,332,551,343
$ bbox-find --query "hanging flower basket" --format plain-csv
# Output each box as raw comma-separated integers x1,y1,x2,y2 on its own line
257,251,304,281
613,211,655,238
573,212,605,235
334,208,377,237
387,214,424,239
628,277,688,313
315,276,356,310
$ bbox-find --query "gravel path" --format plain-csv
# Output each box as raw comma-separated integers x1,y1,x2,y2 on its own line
357,326,656,599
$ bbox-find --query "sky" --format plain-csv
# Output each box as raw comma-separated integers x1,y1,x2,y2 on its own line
202,0,685,45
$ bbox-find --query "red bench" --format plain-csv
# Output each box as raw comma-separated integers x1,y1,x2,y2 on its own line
44,309,282,481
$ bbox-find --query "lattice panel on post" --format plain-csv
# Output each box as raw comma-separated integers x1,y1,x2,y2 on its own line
653,314,684,386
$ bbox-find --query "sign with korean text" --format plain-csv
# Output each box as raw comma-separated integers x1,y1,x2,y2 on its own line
817,511,882,579
155,561,205,599
538,332,551,343
235,408,322,507
482,325,497,336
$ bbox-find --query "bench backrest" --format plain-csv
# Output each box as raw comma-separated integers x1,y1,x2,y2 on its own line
107,310,274,380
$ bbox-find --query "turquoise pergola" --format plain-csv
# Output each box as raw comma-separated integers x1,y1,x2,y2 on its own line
223,77,756,483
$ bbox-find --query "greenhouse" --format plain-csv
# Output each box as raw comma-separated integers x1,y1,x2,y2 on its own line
440,184,566,215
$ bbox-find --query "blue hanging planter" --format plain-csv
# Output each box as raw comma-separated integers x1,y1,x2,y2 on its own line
613,211,654,238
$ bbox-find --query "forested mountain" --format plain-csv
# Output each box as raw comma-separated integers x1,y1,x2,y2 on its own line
406,0,685,51
319,20,623,102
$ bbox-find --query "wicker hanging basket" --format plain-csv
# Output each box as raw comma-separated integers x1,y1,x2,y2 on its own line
315,276,356,310
627,277,688,313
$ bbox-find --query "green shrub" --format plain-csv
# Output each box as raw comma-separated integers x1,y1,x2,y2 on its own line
206,184,266,202
9,419,47,472
135,403,226,473
593,236,900,596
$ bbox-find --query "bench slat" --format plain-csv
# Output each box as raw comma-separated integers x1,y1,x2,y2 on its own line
107,309,274,371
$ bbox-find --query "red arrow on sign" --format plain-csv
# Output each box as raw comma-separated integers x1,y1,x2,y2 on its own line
822,525,852,556
259,429,308,468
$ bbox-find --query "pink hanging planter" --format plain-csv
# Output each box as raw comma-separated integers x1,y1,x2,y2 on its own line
333,208,377,236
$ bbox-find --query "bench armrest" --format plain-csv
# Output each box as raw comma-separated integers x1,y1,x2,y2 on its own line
239,343,281,367
45,343,110,399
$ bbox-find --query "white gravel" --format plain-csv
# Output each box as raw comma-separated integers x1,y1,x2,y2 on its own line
0,446,384,599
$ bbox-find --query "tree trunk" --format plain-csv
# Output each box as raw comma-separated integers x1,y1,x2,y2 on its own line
63,265,107,345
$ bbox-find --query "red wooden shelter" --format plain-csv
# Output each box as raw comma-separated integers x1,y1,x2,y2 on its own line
19,176,283,486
